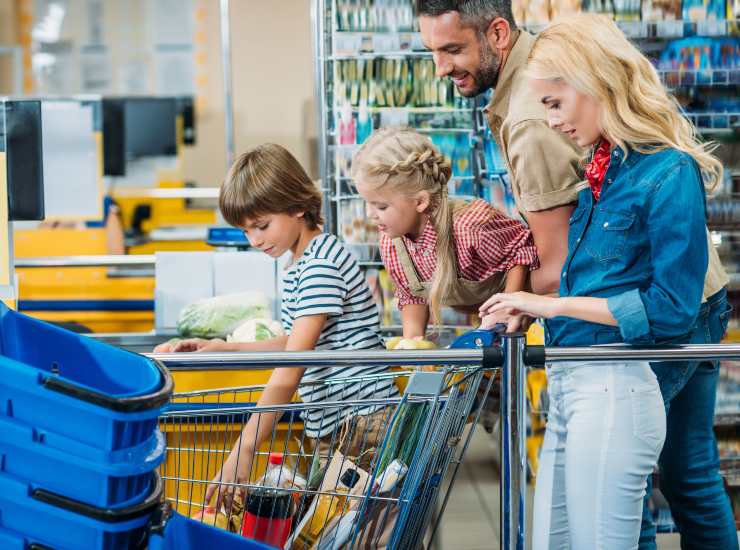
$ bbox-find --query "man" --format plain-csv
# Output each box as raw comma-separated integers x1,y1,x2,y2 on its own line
418,0,585,295
416,2,737,549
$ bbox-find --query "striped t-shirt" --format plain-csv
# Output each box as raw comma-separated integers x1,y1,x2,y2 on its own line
281,233,398,437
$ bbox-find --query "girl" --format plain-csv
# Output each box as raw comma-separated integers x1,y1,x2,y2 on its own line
157,143,399,511
479,14,730,549
351,127,539,337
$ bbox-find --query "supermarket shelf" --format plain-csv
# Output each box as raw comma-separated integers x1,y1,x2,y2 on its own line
329,127,475,137
659,68,740,88
714,412,740,428
719,456,740,487
333,21,739,57
331,51,432,60
347,106,473,114
684,111,740,133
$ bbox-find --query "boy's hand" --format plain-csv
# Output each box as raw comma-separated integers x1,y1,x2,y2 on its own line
173,338,228,353
152,341,174,353
204,450,253,513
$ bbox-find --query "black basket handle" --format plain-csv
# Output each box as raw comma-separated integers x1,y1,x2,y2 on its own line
32,470,163,523
42,358,173,412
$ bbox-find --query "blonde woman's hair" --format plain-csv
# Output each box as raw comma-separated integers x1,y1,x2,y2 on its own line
526,13,723,190
220,143,323,229
351,127,455,323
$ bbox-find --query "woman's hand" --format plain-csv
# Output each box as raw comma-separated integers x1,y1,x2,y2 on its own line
204,449,254,513
479,292,560,322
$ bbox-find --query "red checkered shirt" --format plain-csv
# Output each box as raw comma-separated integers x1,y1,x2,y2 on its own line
379,199,539,308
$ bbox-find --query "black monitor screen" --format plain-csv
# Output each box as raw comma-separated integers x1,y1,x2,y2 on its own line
102,99,125,176
177,96,196,146
4,100,44,221
124,98,177,158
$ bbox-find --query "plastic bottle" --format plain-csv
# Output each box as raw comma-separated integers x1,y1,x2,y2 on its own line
241,453,294,547
356,100,373,144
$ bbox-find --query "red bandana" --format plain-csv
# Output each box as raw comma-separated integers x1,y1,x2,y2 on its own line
585,139,611,201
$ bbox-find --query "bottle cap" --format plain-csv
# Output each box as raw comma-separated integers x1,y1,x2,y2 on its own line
269,452,284,465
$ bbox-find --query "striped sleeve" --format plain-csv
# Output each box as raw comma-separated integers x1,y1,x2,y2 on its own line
294,257,347,318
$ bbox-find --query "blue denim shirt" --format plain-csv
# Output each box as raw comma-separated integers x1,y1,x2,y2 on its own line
545,147,708,347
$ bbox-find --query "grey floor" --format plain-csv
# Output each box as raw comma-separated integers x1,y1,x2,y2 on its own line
431,427,723,550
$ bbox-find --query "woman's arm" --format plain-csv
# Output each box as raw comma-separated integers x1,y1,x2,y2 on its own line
479,292,617,328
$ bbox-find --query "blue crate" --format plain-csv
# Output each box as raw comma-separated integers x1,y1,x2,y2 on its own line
148,508,276,550
0,470,162,550
0,413,165,508
0,303,172,451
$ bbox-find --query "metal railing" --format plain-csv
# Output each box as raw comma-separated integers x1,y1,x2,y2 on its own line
151,338,740,550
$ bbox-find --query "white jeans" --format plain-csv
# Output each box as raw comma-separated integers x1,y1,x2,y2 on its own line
533,362,666,550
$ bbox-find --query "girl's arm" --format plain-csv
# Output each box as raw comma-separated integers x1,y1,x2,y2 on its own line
504,264,528,293
401,304,430,339
204,314,327,508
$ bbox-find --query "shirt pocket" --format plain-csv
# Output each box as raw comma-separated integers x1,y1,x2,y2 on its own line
585,208,636,263
567,206,587,249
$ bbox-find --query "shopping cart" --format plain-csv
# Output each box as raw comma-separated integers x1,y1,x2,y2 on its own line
157,360,498,549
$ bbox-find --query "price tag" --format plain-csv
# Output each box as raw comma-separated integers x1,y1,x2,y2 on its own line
697,19,725,37
656,20,683,38
372,34,400,53
334,33,363,56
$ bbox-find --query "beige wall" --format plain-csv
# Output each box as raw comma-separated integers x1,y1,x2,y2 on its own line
183,0,318,186
0,0,318,184
0,0,19,95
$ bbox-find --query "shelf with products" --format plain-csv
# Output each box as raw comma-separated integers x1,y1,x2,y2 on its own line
659,68,740,87
333,22,740,58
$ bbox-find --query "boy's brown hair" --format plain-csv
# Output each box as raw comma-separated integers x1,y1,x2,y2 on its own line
219,143,323,229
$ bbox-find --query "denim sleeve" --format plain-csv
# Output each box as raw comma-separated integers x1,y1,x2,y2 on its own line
607,158,707,343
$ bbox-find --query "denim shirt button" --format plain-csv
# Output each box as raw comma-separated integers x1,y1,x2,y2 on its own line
603,222,609,228
562,271,566,278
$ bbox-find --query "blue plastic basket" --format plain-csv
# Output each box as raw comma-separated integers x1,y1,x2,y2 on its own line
0,412,165,508
0,304,172,451
0,470,162,550
148,508,276,550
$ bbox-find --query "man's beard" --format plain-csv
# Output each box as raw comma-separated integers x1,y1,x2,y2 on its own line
456,38,501,97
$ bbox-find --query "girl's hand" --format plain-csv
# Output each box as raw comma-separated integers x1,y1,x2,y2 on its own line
479,292,560,321
204,450,253,513
173,338,228,353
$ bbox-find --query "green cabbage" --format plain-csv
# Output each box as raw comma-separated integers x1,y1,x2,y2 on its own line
176,292,270,339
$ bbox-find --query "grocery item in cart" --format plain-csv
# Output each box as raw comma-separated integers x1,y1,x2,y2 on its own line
290,453,370,549
242,453,296,547
176,291,270,339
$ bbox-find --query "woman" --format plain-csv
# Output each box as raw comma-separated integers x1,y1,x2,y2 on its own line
479,13,725,549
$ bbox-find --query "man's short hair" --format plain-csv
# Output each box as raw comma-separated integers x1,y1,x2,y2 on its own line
415,0,516,32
